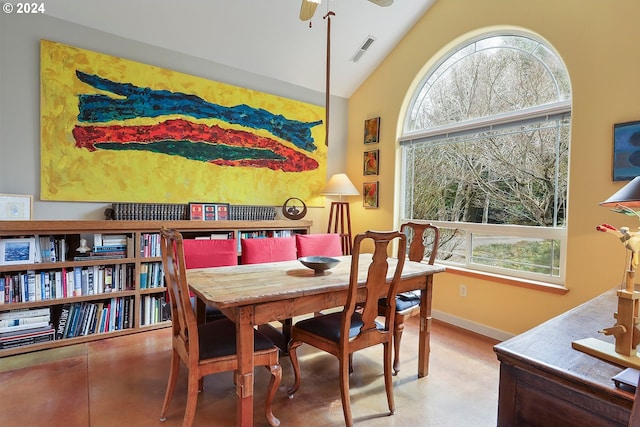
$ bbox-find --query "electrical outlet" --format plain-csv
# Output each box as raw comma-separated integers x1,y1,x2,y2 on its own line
459,284,467,297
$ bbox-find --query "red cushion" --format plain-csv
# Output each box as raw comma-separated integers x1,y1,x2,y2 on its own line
183,239,238,269
296,233,343,258
241,237,297,264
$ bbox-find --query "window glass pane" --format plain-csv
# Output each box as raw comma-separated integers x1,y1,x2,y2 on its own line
470,233,561,277
404,118,570,227
435,227,466,264
407,35,571,132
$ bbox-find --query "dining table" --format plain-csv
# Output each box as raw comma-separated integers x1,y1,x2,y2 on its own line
186,253,445,427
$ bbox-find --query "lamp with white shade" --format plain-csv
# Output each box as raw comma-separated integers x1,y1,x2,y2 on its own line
322,173,359,254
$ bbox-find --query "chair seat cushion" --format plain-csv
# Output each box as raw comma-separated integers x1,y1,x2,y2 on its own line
293,312,383,343
198,318,275,359
379,291,421,312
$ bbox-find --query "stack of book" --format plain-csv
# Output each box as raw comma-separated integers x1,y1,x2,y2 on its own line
0,308,54,349
74,234,130,261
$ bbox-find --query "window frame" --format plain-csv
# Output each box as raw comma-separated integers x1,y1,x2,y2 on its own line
398,33,571,286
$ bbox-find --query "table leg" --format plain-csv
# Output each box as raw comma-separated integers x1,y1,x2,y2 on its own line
236,306,255,427
418,276,433,377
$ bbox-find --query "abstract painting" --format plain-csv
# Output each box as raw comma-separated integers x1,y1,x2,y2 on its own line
40,40,327,206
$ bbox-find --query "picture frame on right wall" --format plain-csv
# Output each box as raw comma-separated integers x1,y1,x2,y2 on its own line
363,181,379,208
613,120,640,181
364,117,380,144
363,149,379,175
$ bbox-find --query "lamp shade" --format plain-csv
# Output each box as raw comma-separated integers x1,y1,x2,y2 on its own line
600,176,640,208
321,173,359,197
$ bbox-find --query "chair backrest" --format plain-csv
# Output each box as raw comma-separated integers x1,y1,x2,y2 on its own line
241,237,297,264
400,222,440,264
343,230,406,345
183,238,238,269
160,227,198,356
295,233,343,258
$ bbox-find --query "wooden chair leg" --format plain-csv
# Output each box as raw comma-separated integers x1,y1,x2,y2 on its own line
183,371,200,427
287,340,303,396
339,356,354,427
160,350,180,422
383,341,396,415
265,363,282,427
393,315,405,375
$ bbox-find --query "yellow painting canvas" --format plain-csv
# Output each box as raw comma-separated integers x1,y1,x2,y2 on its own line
40,40,326,206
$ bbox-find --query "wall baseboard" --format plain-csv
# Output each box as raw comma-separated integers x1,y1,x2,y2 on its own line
432,310,514,342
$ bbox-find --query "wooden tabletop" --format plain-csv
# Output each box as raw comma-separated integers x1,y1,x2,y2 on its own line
186,254,445,309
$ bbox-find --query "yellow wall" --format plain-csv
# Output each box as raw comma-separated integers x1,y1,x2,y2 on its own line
346,0,640,336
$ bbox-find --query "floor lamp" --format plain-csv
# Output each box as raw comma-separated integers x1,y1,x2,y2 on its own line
322,173,359,255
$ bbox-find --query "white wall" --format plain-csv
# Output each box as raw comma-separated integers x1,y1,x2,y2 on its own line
0,12,347,223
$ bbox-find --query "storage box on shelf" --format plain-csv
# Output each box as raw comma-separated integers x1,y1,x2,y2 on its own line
0,219,311,356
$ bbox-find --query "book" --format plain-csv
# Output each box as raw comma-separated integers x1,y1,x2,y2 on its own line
0,314,50,328
0,307,50,320
0,327,55,349
55,304,71,340
0,321,51,334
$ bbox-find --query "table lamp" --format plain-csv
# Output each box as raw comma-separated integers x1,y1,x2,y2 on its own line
322,173,359,255
572,176,640,369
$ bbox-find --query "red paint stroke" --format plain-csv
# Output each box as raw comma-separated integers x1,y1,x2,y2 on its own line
73,119,319,172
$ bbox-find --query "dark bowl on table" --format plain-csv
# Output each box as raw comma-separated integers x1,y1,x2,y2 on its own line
298,256,340,275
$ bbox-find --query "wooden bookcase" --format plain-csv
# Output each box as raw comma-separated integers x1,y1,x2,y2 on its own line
0,219,312,356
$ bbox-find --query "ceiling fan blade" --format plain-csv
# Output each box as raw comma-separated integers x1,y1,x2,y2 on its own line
300,0,320,21
368,0,394,6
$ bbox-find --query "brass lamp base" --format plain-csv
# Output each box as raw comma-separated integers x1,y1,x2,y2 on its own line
572,338,640,370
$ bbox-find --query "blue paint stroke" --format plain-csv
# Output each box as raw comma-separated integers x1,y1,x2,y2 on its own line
75,71,322,152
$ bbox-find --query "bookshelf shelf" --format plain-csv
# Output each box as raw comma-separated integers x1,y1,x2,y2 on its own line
0,219,311,356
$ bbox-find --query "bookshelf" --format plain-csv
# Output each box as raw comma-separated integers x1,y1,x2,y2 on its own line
0,219,312,356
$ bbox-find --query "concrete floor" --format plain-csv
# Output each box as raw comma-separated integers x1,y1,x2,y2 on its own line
0,317,500,427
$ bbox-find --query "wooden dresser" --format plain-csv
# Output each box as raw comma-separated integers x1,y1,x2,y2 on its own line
494,288,635,427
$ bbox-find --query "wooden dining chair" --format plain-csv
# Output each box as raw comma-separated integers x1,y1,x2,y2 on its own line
295,233,343,257
379,221,439,375
287,230,407,427
183,238,238,322
158,228,282,427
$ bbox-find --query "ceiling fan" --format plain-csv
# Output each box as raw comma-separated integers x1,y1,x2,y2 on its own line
299,0,393,22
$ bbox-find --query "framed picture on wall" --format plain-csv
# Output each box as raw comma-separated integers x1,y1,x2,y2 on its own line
363,181,379,208
613,120,640,181
364,117,380,144
363,149,379,175
0,194,32,221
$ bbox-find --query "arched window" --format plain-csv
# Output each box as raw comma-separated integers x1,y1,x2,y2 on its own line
400,33,571,284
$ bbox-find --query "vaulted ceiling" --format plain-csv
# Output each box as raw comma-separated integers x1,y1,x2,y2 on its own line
44,0,437,98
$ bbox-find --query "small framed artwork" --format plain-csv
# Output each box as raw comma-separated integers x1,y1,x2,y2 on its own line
0,193,33,221
613,120,640,181
364,117,380,144
0,237,37,265
363,149,379,176
189,202,230,220
363,181,379,209
189,202,205,220
215,203,230,220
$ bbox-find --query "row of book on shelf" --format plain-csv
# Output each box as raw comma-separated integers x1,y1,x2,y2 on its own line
0,264,135,304
55,297,135,340
140,294,171,326
0,293,171,350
